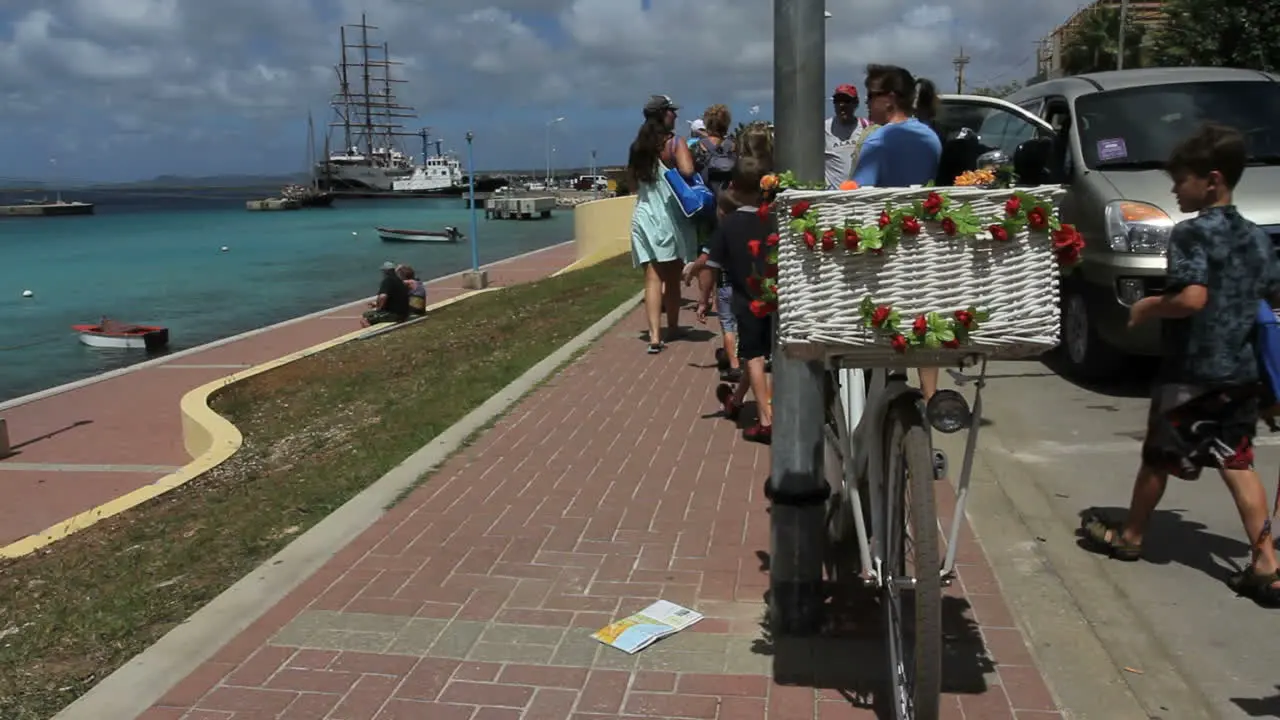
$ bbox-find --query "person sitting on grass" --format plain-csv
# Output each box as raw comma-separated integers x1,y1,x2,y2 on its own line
397,264,428,317
1081,122,1280,606
699,157,773,444
685,192,743,383
361,261,411,327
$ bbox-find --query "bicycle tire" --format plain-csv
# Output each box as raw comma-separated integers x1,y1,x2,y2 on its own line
823,371,857,585
882,397,942,720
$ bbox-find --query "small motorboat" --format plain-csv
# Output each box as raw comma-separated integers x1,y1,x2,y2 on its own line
72,318,169,351
375,225,463,243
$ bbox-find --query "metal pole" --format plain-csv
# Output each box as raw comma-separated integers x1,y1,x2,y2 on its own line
769,0,829,636
466,132,480,272
545,124,551,184
1117,0,1128,70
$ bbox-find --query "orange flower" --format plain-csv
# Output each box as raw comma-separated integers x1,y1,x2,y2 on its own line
760,174,779,191
839,180,859,190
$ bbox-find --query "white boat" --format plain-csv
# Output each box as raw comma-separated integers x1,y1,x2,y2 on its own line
392,155,463,194
72,319,169,351
376,226,463,243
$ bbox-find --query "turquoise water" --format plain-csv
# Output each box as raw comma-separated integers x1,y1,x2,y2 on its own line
0,194,573,402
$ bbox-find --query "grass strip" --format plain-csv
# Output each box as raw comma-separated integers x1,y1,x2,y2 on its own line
0,254,638,720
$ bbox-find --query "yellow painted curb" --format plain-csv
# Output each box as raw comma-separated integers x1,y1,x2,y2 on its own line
0,288,497,559
552,249,628,277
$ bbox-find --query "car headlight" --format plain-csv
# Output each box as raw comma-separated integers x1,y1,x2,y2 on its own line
1105,200,1173,254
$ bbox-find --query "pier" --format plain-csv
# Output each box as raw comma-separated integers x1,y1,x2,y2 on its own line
245,198,300,211
483,195,556,220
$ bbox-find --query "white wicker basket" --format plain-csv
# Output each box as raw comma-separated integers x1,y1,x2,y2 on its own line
773,185,1067,367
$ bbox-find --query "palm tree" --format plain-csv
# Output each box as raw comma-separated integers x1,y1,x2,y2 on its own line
1060,5,1147,75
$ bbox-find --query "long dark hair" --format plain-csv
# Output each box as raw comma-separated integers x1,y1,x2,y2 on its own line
866,64,939,123
626,116,669,185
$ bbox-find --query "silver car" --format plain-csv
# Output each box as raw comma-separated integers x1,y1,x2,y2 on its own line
936,68,1280,378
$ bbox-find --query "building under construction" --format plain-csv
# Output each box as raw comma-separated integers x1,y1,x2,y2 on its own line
1037,0,1165,80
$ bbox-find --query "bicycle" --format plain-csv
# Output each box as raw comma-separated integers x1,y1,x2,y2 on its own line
822,354,990,720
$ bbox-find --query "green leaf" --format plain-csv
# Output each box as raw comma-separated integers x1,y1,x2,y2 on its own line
936,326,955,343
924,179,936,188
974,308,991,322
923,333,941,348
789,218,808,233
860,227,883,250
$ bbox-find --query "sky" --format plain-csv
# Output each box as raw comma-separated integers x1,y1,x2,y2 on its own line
0,0,1094,183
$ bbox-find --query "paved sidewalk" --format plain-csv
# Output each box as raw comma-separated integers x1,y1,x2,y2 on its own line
0,242,576,548
137,298,1065,719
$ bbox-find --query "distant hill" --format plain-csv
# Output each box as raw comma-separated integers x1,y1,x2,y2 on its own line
93,173,309,190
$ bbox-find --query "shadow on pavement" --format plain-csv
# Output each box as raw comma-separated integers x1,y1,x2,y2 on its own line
1231,685,1280,717
749,553,995,718
1076,506,1250,582
1039,351,1157,399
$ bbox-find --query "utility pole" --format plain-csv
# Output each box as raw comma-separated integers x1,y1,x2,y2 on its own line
769,0,828,636
1117,0,1129,70
952,47,970,93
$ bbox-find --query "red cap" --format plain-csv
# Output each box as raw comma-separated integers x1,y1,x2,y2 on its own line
833,84,859,99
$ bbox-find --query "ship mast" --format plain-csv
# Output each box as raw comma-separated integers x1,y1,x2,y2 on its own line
328,13,417,164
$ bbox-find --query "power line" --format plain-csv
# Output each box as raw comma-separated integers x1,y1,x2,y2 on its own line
952,47,971,93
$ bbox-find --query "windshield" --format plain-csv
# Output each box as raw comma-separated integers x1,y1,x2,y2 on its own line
1075,81,1280,170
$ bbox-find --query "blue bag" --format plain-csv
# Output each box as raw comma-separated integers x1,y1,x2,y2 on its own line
663,167,716,219
1255,299,1280,422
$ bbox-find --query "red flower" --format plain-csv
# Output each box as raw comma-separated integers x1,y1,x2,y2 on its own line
890,334,908,353
912,315,928,336
764,263,778,278
843,227,860,251
1056,244,1083,266
879,211,891,228
940,217,957,236
1005,196,1021,216
922,192,943,216
757,203,771,221
988,224,1009,242
747,239,762,257
871,305,891,327
901,215,921,235
749,299,770,317
821,229,836,252
1052,223,1083,250
790,200,811,218
766,232,780,247
1027,207,1048,231
803,230,817,250
954,310,974,328
942,338,961,349
747,276,763,294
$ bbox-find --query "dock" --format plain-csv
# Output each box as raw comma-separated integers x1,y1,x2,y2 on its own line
484,195,556,220
0,201,95,217
245,198,300,211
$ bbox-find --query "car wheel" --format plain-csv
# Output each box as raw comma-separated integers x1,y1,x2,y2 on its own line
1061,287,1123,380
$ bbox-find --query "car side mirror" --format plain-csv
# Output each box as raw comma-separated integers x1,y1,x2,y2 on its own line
1012,137,1054,185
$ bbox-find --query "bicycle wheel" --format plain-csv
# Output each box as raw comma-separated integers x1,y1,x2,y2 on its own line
823,371,857,584
881,397,942,720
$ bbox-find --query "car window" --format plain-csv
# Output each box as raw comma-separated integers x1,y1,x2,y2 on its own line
973,107,1041,157
1074,81,1280,169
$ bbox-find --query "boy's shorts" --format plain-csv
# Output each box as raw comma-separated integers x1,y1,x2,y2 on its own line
733,307,773,361
1142,383,1259,480
716,286,736,333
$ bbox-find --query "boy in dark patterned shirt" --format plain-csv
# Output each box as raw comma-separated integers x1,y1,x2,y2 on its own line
1082,122,1280,605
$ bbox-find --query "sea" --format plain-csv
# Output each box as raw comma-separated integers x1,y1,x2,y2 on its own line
0,187,575,403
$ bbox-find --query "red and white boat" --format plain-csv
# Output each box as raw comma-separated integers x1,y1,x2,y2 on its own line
72,318,169,351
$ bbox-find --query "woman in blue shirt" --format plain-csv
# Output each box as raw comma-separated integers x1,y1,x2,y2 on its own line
850,65,945,461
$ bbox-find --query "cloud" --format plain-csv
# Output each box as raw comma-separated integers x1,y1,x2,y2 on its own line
0,0,1087,181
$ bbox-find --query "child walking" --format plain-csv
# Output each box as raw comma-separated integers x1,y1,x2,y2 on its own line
1081,122,1280,605
699,157,773,444
686,193,744,383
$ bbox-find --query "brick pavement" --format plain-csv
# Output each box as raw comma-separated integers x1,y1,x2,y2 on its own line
0,242,576,547
138,296,1066,720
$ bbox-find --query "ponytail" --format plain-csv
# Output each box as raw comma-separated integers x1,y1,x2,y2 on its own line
913,78,939,123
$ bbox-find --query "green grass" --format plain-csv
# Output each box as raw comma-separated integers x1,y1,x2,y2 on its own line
0,255,638,720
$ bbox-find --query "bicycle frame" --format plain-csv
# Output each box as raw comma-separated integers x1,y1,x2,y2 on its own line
830,358,989,587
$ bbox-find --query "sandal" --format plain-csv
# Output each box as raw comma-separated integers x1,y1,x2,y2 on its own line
743,423,772,444
1079,511,1143,561
716,383,740,421
1227,567,1280,607
647,342,664,355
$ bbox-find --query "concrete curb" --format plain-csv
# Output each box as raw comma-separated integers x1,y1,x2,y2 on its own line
0,241,572,412
52,289,644,720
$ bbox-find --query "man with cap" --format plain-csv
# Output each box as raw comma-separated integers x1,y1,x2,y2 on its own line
361,261,411,327
824,83,874,190
687,118,708,148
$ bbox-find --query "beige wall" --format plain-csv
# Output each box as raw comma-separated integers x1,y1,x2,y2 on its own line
570,195,635,271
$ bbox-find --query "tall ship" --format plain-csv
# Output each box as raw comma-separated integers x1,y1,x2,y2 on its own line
314,15,421,193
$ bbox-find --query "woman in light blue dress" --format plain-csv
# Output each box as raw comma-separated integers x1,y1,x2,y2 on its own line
629,94,698,354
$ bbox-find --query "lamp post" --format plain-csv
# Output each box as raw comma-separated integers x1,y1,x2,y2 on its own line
464,132,486,289
545,117,564,185
591,149,598,199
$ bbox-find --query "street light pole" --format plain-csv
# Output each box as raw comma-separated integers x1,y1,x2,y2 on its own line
545,117,564,185
1117,0,1128,70
769,0,829,636
464,132,486,289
